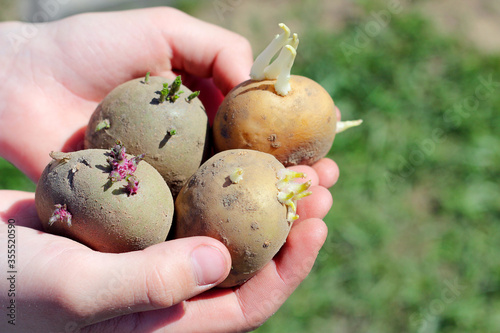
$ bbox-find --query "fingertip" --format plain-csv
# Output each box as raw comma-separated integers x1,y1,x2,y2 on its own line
296,185,333,221
287,165,320,186
190,243,231,286
212,35,253,95
312,158,339,188
145,236,232,287
274,217,328,284
335,105,341,121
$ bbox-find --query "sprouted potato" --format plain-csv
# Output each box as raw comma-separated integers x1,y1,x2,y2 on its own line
213,23,362,166
174,149,312,287
35,143,174,253
85,75,209,197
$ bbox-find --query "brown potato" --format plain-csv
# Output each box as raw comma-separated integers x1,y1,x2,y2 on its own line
213,75,337,166
35,148,174,253
174,149,311,287
84,76,210,197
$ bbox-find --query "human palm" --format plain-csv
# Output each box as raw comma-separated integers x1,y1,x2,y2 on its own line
0,7,337,332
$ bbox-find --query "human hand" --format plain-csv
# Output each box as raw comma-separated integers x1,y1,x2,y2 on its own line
0,158,336,333
0,7,340,332
0,7,253,182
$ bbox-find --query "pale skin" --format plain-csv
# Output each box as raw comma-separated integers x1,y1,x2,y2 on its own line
0,7,339,332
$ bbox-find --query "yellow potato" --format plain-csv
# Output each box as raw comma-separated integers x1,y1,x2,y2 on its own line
174,149,311,287
213,75,337,166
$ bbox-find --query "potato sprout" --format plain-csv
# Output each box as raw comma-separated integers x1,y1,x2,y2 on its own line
336,119,364,133
229,167,244,184
213,22,363,167
276,169,312,222
250,23,300,96
49,204,72,227
250,23,291,80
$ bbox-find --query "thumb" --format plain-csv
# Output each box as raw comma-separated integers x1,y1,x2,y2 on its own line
68,236,231,326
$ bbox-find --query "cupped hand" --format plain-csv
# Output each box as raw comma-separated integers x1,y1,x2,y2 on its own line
0,7,340,332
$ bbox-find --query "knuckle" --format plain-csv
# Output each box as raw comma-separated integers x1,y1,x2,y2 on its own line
52,278,95,321
144,265,185,308
232,34,252,54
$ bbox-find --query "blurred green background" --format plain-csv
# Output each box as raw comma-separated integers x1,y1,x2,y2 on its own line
2,0,500,332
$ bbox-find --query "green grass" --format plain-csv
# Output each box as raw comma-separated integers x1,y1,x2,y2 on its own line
254,5,500,333
2,2,500,332
0,158,35,191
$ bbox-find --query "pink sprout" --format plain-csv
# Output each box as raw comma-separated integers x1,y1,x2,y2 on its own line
107,142,144,195
126,176,140,196
107,142,144,183
49,204,72,227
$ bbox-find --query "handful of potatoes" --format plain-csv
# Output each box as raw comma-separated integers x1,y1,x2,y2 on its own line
35,23,359,287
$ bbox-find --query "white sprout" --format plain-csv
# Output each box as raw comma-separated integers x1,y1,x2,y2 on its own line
229,168,244,184
250,23,291,81
263,33,299,79
336,119,363,133
288,33,299,49
270,45,297,96
250,24,300,96
276,169,312,222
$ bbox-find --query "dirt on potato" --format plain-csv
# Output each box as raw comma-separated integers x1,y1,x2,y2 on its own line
213,75,337,166
84,76,210,197
35,149,174,253
175,149,292,287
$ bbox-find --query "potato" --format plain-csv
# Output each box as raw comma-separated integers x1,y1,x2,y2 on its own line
174,149,311,287
213,23,361,166
84,75,210,197
35,146,174,253
213,75,336,166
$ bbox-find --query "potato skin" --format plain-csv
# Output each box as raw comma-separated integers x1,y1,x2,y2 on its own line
175,149,291,287
213,75,337,166
35,149,174,253
84,76,210,197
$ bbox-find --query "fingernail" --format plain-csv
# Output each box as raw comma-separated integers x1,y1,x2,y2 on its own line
191,245,227,286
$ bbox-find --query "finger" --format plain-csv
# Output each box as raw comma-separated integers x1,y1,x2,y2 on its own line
164,217,328,332
158,8,253,94
236,217,328,328
287,165,320,186
57,237,231,327
335,105,341,120
52,7,252,100
0,190,42,230
296,185,333,222
176,73,224,124
312,158,340,188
